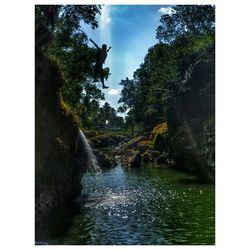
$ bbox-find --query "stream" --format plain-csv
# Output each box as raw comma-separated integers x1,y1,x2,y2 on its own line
49,163,215,245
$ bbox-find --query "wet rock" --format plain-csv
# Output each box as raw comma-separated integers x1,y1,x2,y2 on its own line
149,122,168,140
156,152,169,164
88,133,127,148
137,140,152,153
142,150,161,163
152,133,168,151
121,150,141,168
89,135,116,147
95,151,117,168
127,136,147,149
150,122,168,151
129,152,141,167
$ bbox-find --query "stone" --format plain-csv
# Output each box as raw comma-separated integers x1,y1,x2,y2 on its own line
128,152,141,168
127,136,147,149
121,150,142,168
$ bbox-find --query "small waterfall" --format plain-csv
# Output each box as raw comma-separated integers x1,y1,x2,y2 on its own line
77,130,100,173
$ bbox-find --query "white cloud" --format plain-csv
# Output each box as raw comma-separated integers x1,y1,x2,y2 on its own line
158,7,176,15
99,100,106,106
107,89,121,96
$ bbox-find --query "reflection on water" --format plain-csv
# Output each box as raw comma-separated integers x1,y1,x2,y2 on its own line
52,164,215,245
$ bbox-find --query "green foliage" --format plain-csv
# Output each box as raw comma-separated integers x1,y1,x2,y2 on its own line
156,5,215,44
118,78,137,110
36,5,122,130
35,5,101,31
118,5,215,180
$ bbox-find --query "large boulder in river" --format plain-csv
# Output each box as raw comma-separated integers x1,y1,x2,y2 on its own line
127,136,147,149
121,150,141,168
88,132,126,148
89,134,116,147
95,151,117,168
137,140,153,153
129,152,142,168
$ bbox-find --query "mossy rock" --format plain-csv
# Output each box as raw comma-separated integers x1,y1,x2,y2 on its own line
89,134,115,147
87,131,125,148
149,122,168,152
95,151,117,168
127,136,147,149
152,133,168,151
149,122,168,140
121,149,142,168
137,140,153,152
128,152,141,168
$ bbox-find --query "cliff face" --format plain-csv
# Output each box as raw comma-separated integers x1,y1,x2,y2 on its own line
167,47,215,182
35,26,85,238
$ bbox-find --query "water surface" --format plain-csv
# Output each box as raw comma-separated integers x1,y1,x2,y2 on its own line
52,163,215,245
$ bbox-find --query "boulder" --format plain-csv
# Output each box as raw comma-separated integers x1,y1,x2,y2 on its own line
137,140,152,153
128,152,141,168
127,136,147,149
150,122,168,151
88,133,127,148
89,134,115,147
95,151,117,168
121,150,142,168
149,122,168,140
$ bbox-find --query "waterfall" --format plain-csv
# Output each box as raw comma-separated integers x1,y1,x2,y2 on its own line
77,130,100,173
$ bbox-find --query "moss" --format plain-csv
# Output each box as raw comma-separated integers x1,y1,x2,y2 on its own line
149,122,168,151
60,98,80,126
85,130,126,148
127,136,147,148
137,140,153,152
121,149,142,168
150,122,168,140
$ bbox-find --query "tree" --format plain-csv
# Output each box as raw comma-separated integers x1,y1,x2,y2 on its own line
35,5,113,128
117,78,138,134
156,5,215,44
35,5,101,31
118,5,215,133
118,78,137,110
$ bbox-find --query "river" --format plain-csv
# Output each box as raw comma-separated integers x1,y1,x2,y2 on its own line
48,162,215,245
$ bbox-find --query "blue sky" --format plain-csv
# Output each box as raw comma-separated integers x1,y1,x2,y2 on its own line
82,5,173,113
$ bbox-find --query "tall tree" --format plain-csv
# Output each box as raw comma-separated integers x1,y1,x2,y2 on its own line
156,5,215,44
35,5,107,112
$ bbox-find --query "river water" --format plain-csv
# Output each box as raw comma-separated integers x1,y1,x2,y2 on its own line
51,163,215,245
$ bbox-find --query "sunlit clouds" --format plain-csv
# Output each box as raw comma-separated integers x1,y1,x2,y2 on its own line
107,89,121,96
158,7,176,15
